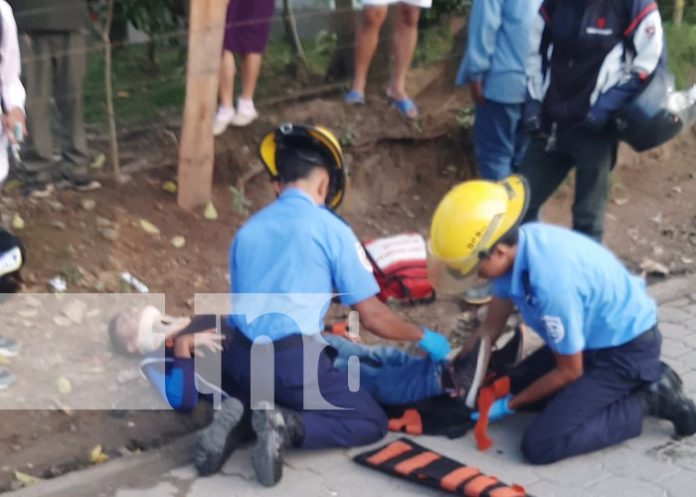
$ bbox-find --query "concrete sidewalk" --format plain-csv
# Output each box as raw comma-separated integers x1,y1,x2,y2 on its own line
6,277,696,497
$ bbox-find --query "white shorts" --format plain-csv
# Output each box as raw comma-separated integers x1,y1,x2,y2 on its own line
361,0,432,8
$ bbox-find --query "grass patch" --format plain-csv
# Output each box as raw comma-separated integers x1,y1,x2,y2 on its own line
664,22,696,90
85,42,186,127
414,23,453,68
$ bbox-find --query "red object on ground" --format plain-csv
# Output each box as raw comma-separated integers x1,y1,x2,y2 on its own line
363,233,435,304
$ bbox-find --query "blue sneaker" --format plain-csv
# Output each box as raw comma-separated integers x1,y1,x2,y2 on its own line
387,96,419,119
0,336,20,357
0,367,15,390
343,90,365,105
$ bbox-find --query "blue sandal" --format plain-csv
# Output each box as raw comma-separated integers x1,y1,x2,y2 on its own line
344,90,365,105
388,96,419,119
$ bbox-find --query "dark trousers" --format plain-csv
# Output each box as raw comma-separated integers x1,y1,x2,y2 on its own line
508,326,661,465
222,333,388,450
520,126,618,242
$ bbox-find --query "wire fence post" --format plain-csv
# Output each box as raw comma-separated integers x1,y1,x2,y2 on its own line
177,0,228,211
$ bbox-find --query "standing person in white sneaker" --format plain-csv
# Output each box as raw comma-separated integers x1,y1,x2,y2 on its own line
213,0,275,135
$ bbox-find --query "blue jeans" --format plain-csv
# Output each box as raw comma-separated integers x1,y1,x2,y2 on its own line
473,99,528,180
323,334,443,406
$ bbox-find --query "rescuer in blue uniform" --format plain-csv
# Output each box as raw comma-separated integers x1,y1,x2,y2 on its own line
429,176,696,465
223,123,452,486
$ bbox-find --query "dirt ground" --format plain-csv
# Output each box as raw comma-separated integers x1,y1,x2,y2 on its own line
1,66,695,490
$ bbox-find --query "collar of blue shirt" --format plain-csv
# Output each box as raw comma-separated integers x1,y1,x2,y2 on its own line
279,187,318,205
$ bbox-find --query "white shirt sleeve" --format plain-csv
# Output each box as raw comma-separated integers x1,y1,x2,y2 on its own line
0,1,26,114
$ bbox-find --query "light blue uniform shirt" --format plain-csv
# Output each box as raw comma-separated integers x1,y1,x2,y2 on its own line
492,224,657,355
455,0,541,104
228,188,379,341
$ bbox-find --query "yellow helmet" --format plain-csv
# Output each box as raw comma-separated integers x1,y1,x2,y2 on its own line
259,123,347,210
428,175,529,287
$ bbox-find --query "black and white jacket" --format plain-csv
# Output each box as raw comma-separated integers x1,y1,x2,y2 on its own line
526,0,664,129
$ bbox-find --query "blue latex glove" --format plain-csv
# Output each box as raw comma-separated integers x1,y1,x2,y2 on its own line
418,328,451,362
471,394,515,422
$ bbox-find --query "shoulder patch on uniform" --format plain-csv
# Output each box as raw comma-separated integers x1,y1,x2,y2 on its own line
355,242,373,273
542,315,565,344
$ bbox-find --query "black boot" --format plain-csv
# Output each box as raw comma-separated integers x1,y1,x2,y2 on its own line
194,397,247,476
251,403,304,487
660,361,683,391
643,367,696,438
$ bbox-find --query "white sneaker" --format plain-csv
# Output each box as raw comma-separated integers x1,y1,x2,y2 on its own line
213,107,236,136
231,107,258,127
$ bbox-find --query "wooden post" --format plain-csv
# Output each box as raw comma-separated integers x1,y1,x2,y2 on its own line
177,0,228,210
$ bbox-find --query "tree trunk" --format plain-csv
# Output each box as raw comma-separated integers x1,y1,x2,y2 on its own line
103,0,121,181
177,0,228,210
673,0,685,27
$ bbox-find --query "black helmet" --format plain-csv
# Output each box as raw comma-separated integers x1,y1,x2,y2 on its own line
614,68,683,152
259,123,347,210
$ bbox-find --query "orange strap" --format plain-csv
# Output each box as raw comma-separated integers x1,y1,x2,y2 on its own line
393,451,441,476
326,322,348,337
440,466,481,492
473,376,511,451
388,409,423,435
463,475,499,497
365,440,413,465
489,485,527,497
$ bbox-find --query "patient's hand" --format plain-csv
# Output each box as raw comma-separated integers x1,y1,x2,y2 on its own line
174,332,225,358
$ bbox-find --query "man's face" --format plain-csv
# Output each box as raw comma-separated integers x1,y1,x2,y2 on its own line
477,244,515,279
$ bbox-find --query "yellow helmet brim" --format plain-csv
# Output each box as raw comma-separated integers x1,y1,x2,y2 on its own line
259,132,278,177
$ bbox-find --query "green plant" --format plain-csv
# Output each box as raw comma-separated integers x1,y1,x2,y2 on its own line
664,23,696,89
456,107,475,129
306,30,338,74
420,0,471,28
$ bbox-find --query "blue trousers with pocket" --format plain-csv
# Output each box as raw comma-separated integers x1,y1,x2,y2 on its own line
222,332,388,450
323,334,444,406
508,326,661,464
473,99,529,181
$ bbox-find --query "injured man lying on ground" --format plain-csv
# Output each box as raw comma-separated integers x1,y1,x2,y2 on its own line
108,306,524,471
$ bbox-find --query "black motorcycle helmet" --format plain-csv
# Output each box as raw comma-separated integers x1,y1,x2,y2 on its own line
614,68,683,152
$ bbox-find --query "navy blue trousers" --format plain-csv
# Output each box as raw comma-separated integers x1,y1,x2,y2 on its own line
508,326,662,465
222,333,388,450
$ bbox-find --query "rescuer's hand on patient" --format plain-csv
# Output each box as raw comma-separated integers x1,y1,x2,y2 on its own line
418,328,451,361
471,395,515,422
174,332,225,358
